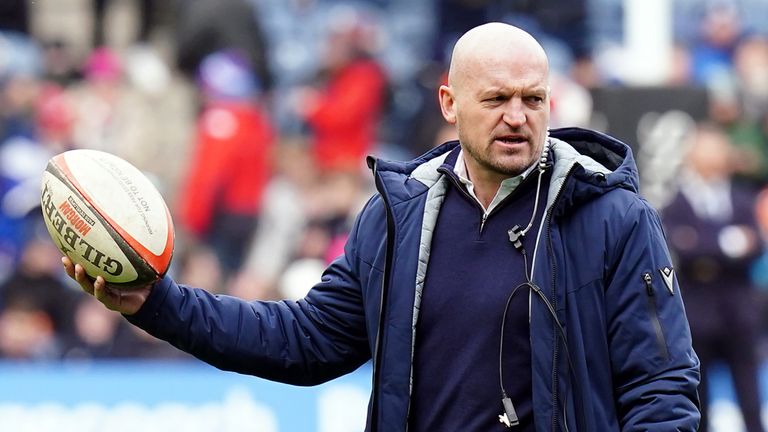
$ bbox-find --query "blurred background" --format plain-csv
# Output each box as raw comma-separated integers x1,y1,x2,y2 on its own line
0,0,768,430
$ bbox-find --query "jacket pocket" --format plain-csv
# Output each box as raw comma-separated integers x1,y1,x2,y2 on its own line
642,272,670,362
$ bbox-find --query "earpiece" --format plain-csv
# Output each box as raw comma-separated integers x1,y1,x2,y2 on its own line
498,137,583,432
506,139,551,252
538,139,550,171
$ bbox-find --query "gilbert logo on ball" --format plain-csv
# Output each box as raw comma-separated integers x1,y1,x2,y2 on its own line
41,149,174,288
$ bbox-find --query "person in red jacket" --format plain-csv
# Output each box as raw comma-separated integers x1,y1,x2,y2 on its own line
177,50,274,273
294,8,387,173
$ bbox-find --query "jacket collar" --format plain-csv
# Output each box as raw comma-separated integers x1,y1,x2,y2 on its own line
367,127,639,213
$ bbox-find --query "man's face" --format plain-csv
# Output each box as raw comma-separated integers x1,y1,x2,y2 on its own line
440,53,550,181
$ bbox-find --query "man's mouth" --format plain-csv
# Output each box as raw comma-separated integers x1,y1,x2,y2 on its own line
495,135,528,145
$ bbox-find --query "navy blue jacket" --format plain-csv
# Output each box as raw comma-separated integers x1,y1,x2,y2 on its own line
127,127,700,431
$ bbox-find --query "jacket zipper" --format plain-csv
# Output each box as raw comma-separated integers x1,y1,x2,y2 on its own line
543,164,574,432
370,160,397,432
546,222,559,432
642,272,670,361
531,163,607,431
436,167,488,235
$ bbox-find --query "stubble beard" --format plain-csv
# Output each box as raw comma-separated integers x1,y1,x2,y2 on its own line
462,137,539,178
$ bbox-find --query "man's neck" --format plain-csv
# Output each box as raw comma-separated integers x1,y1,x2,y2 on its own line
472,178,502,209
456,152,537,209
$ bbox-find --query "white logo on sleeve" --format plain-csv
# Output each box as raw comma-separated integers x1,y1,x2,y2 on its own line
659,266,675,295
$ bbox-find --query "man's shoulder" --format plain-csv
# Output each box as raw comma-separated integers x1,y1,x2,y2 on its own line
573,187,657,227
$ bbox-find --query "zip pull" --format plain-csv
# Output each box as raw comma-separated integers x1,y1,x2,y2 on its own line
642,271,670,361
643,272,654,296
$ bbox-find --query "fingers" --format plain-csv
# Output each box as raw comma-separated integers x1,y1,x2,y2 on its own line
61,256,136,313
62,256,97,296
75,264,96,296
92,276,109,304
61,256,74,278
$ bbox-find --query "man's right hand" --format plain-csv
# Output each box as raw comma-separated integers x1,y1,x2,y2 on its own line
62,256,152,315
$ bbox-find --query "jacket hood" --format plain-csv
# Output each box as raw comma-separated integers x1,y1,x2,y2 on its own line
547,127,639,217
367,127,640,214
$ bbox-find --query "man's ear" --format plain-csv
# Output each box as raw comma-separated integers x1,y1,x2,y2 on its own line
438,85,457,124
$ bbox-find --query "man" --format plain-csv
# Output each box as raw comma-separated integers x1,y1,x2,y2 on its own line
63,23,700,431
177,49,274,273
662,123,764,432
292,7,387,173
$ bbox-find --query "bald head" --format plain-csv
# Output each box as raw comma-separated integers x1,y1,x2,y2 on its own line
437,22,552,189
448,23,549,89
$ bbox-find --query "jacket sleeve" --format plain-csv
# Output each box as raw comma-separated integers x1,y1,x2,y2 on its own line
605,199,701,431
125,206,373,386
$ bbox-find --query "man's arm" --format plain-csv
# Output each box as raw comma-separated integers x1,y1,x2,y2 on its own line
605,199,701,431
64,198,379,386
125,250,371,385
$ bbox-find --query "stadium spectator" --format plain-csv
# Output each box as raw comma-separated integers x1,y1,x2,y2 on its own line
66,46,189,187
661,122,765,432
722,34,768,184
65,23,700,431
733,35,768,122
0,297,58,360
0,72,56,280
61,295,188,360
690,3,744,87
176,50,274,273
67,47,131,155
230,138,320,300
118,45,196,206
291,6,387,173
274,168,370,300
39,39,83,87
174,241,224,295
232,139,372,301
61,295,133,359
0,32,42,143
0,219,78,360
34,83,76,154
0,36,79,282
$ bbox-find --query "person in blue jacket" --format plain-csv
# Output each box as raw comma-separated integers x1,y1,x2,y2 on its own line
63,22,700,431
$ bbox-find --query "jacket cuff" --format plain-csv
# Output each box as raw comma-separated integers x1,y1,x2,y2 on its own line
123,274,174,329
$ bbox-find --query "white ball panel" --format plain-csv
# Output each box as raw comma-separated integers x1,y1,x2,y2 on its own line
41,171,139,284
62,150,170,256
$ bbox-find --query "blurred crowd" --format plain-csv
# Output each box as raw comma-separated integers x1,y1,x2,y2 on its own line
0,1,767,421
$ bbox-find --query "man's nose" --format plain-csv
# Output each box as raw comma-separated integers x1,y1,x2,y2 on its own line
502,99,526,127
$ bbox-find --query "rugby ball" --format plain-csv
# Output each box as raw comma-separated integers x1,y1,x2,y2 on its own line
40,149,174,289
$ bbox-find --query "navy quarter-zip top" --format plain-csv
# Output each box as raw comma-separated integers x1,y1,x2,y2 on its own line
408,158,550,431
